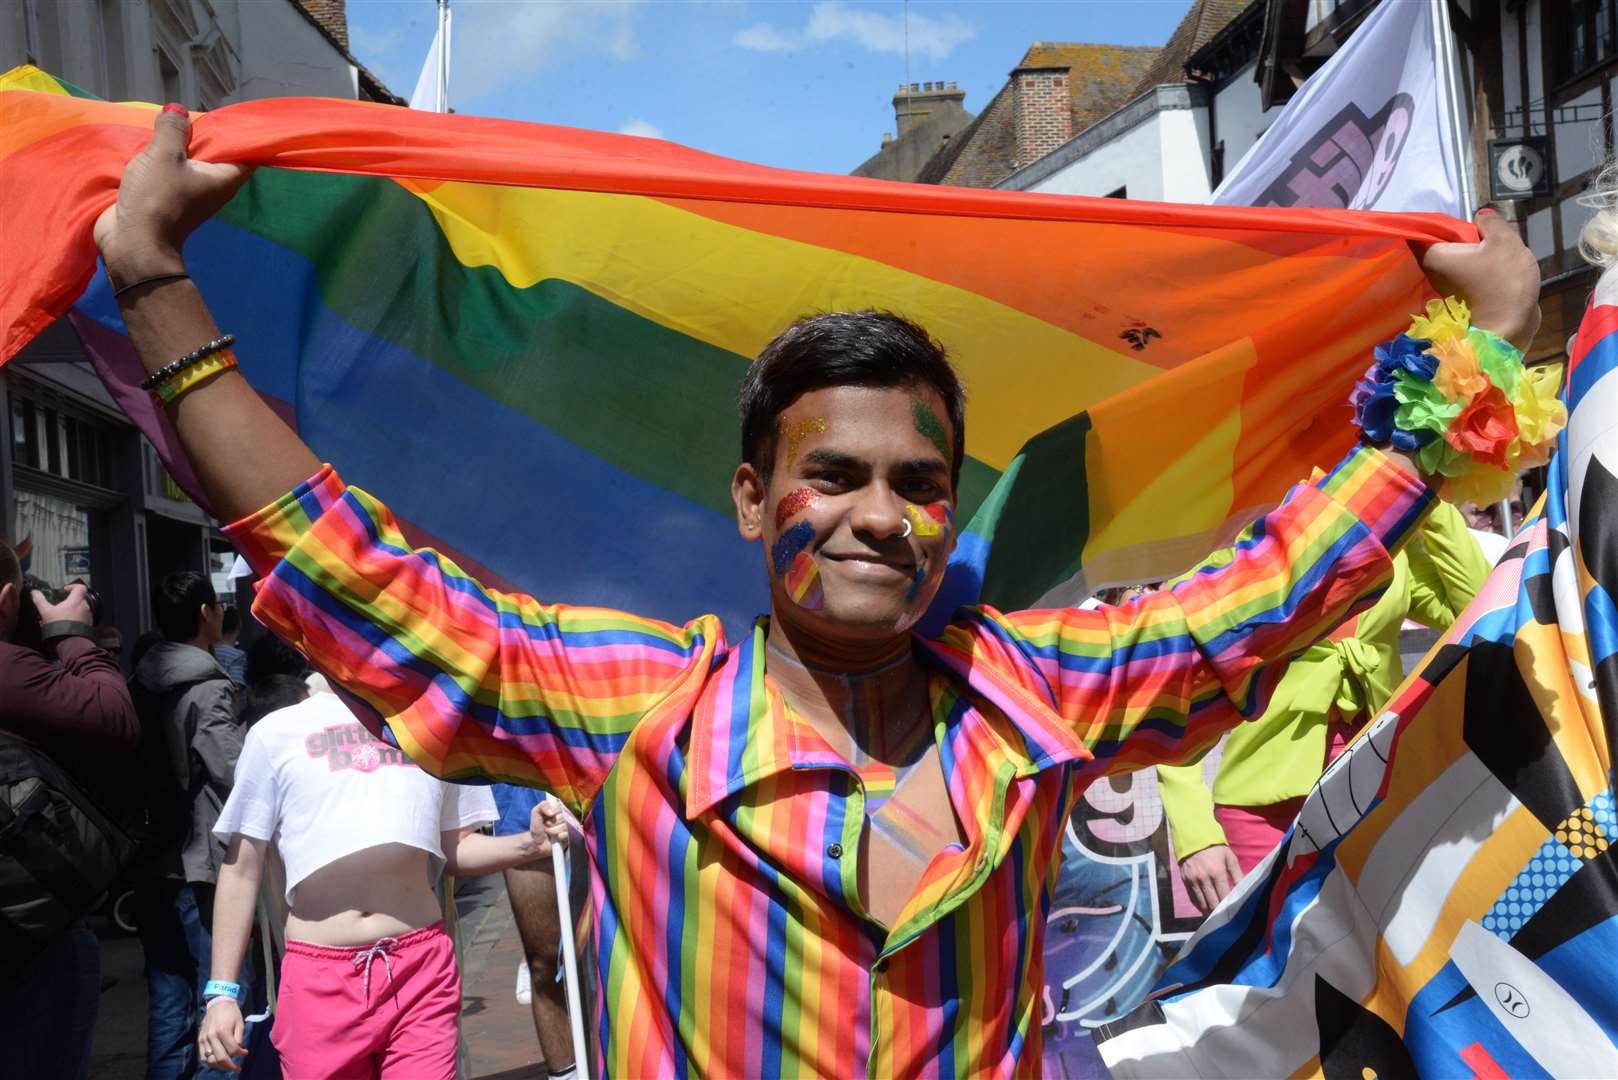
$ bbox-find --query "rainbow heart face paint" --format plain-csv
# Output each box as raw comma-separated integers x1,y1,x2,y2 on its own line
783,550,823,609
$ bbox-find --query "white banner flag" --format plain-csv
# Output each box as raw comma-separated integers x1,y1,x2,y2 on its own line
1212,0,1467,215
409,2,451,113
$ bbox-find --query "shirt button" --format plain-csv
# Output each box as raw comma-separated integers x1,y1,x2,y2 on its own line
826,842,844,859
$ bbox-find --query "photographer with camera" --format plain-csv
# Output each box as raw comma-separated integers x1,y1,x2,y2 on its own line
0,541,139,1080
131,570,247,1080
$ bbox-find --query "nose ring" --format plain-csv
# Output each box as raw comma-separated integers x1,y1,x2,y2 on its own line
900,517,913,539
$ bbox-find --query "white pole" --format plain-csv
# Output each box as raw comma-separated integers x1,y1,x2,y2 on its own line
437,0,451,115
549,797,589,1073
1431,0,1476,212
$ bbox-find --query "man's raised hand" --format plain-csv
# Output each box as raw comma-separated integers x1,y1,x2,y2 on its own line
93,106,251,286
1417,208,1542,352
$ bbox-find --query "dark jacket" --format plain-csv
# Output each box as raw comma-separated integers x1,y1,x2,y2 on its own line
132,642,241,885
0,636,138,801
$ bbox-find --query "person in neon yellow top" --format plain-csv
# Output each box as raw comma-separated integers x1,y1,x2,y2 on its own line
1157,499,1490,913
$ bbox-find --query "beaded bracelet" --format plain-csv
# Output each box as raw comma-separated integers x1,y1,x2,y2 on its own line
1350,296,1566,506
151,351,237,408
139,334,235,392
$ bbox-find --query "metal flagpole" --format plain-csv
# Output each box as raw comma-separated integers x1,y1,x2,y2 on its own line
1431,0,1476,212
549,796,589,1072
436,0,451,114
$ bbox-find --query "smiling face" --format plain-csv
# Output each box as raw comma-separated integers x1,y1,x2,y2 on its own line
733,384,957,646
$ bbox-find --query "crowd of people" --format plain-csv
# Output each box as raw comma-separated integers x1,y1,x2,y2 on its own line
0,561,580,1079
0,98,1582,1078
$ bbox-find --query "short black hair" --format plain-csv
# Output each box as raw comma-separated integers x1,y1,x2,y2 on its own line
246,632,310,687
154,571,218,642
738,311,966,489
221,606,241,636
243,674,310,727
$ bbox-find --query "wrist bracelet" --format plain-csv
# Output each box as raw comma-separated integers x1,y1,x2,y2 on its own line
140,334,235,391
1350,296,1566,506
151,351,237,408
38,620,95,644
205,995,242,1011
112,271,190,299
202,979,241,1001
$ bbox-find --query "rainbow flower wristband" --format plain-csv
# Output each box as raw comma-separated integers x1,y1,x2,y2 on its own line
1350,296,1566,505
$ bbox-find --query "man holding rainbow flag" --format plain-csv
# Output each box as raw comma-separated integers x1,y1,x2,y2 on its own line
90,104,1550,1078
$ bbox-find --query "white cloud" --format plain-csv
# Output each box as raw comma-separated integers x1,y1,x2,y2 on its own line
618,118,663,138
733,22,797,52
733,2,974,60
450,1,642,103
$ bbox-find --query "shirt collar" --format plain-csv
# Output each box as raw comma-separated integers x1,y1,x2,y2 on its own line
683,615,1090,818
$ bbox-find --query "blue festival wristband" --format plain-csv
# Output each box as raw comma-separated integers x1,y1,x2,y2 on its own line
202,979,241,1001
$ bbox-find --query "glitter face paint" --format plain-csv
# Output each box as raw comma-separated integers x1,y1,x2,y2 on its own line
772,488,824,610
783,550,823,609
910,398,949,459
774,487,819,530
782,417,828,467
771,520,815,575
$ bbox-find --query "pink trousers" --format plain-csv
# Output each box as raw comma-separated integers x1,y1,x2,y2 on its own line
1214,722,1354,875
273,922,460,1080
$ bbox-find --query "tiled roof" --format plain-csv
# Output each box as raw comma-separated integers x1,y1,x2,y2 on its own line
1129,0,1250,96
916,42,1158,188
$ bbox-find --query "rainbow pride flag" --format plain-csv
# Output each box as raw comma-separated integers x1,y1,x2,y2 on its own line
0,65,1470,634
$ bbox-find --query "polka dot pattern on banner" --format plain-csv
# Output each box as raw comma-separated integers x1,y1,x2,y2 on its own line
1480,788,1615,940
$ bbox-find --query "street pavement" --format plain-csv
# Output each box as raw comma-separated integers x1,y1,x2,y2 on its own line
87,873,552,1079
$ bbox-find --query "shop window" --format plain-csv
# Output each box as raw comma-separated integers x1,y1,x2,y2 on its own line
10,391,116,489
1556,0,1618,86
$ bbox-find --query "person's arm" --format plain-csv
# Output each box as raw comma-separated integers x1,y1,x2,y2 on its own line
0,586,138,751
441,800,570,877
94,109,315,520
993,444,1434,779
93,109,715,814
198,833,267,1073
1404,501,1492,629
984,211,1540,778
1156,760,1243,915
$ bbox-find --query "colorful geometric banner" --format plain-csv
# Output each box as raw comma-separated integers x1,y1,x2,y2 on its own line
1099,279,1618,1079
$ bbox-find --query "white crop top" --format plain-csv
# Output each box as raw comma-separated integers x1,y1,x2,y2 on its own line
214,692,497,904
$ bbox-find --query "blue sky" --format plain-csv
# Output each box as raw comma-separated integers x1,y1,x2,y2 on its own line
347,1,1194,175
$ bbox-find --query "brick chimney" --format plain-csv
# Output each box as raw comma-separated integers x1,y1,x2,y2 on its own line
892,80,966,138
1011,65,1072,165
299,0,349,49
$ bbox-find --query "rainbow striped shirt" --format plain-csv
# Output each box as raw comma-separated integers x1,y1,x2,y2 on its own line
226,445,1430,1077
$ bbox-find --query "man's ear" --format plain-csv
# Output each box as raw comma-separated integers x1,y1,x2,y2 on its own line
732,463,766,542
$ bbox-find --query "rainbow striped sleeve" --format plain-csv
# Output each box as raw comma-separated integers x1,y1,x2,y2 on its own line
224,466,722,810
996,445,1433,778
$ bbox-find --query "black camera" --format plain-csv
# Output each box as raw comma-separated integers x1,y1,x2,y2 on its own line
13,574,103,652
